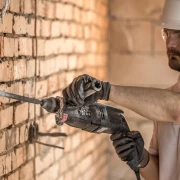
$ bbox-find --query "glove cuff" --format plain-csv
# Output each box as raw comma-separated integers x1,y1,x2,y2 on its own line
137,149,150,168
101,82,111,101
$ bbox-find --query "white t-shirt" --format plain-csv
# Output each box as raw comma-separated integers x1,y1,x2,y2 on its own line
149,122,180,180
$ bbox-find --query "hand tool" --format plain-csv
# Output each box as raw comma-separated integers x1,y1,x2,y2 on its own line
0,79,141,180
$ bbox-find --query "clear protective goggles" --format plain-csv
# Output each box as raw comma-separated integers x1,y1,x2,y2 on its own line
161,28,180,41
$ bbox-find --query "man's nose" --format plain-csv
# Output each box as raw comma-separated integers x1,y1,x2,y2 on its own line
167,35,178,49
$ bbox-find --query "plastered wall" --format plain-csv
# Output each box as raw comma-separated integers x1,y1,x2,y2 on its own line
108,0,180,179
0,0,109,180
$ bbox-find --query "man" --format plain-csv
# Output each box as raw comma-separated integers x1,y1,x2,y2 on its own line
62,0,180,179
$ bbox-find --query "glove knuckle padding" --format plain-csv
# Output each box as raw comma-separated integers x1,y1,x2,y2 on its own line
119,148,134,161
110,133,124,141
113,138,133,148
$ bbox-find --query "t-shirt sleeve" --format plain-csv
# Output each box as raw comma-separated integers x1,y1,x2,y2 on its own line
148,122,159,156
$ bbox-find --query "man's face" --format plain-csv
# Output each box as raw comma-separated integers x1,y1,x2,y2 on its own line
162,28,180,71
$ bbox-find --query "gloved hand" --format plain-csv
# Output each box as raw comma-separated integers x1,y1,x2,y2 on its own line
110,131,149,170
62,74,111,106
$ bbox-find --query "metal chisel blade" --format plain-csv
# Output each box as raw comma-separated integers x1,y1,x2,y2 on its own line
0,90,42,105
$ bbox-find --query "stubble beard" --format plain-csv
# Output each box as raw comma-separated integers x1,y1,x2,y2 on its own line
167,49,180,72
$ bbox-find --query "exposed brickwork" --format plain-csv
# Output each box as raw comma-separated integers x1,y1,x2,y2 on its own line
0,0,109,179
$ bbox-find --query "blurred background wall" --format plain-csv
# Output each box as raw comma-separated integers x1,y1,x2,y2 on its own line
108,0,179,179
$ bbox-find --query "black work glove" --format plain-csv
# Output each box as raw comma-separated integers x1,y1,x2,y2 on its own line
62,74,111,106
110,131,149,170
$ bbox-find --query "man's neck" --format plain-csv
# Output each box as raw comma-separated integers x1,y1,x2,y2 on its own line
171,74,180,92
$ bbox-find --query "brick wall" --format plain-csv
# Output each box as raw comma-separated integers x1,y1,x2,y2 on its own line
108,0,180,179
0,0,109,180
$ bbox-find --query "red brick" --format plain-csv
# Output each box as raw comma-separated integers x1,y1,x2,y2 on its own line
10,82,24,102
27,59,35,78
23,0,35,14
60,39,73,53
13,16,27,34
14,38,19,57
76,0,84,7
0,131,6,153
24,81,35,98
55,3,64,19
55,55,68,71
72,132,81,149
37,162,59,180
0,153,12,176
18,37,33,56
84,25,90,39
0,61,14,82
36,19,41,37
51,21,61,37
77,55,85,69
43,113,56,131
64,171,73,180
10,0,20,13
3,37,15,57
64,136,72,153
45,1,55,19
16,127,20,146
74,7,81,22
68,55,77,70
0,13,13,33
87,40,98,53
0,37,3,57
61,22,70,37
40,59,54,77
19,123,29,143
14,146,26,168
0,106,13,129
14,59,27,80
45,38,63,56
74,40,85,53
7,171,19,180
64,4,73,20
58,72,66,89
59,156,68,174
27,18,35,36
65,71,76,85
77,24,83,38
19,160,34,180
41,19,51,37
70,22,77,37
37,39,45,56
36,80,48,98
37,0,45,17
29,103,35,120
27,144,34,160
54,141,64,160
6,128,18,150
98,42,108,54
35,148,54,174
14,103,28,125
48,75,59,94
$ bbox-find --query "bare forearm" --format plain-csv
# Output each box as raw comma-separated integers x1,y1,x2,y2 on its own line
109,84,180,122
140,155,159,180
